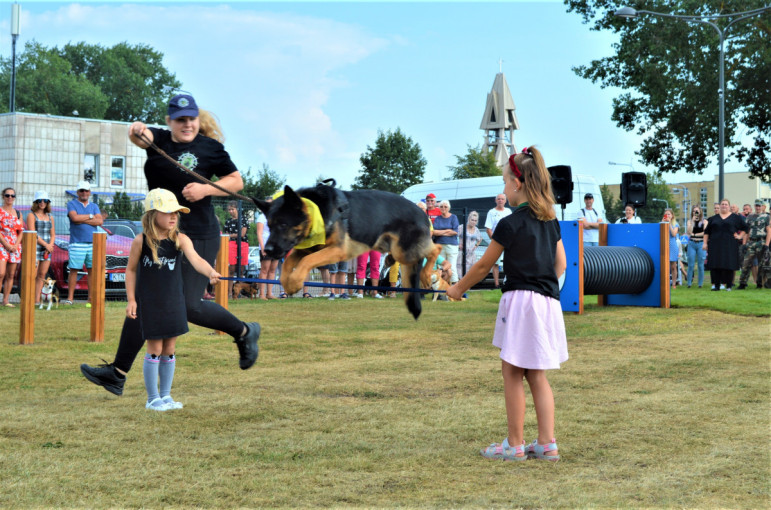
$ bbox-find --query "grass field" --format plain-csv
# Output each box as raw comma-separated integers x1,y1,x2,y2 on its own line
0,287,769,508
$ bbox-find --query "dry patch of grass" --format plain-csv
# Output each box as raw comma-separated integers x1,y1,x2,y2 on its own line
0,293,768,508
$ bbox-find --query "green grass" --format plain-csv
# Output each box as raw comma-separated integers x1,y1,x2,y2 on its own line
0,289,769,508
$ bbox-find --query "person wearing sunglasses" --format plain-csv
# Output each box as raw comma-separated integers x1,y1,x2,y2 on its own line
0,187,24,307
65,180,103,306
26,190,56,305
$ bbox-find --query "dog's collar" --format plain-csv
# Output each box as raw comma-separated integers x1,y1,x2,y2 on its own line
272,190,326,249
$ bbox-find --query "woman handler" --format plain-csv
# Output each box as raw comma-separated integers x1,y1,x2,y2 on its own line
80,94,260,396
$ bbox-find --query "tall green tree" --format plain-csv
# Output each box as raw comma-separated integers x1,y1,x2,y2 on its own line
242,163,286,200
0,40,180,123
566,0,771,182
446,144,500,180
353,128,427,193
0,41,109,118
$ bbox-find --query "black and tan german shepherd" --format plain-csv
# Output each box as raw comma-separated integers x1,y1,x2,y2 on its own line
252,181,440,319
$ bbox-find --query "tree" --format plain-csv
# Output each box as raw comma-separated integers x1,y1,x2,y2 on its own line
95,192,144,220
600,184,624,223
566,0,771,182
242,163,286,200
353,128,427,193
446,144,500,180
0,41,109,118
0,40,181,123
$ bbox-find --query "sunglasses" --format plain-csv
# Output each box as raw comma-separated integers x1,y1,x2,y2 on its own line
4,194,15,198
35,199,51,204
77,189,90,193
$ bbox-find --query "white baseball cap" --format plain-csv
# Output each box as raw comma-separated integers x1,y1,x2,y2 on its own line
77,180,91,191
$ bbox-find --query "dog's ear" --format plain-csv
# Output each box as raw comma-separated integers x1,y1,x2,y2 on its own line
251,197,272,215
282,185,304,209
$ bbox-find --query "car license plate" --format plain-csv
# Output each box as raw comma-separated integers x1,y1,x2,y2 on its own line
110,273,126,282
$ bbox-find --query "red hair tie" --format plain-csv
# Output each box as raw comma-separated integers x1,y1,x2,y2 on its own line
509,153,524,181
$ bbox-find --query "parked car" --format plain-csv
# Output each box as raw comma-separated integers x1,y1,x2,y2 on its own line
246,246,260,278
102,218,142,239
13,206,133,298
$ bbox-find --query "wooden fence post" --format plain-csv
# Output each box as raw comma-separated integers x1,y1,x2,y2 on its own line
90,232,106,342
19,231,37,345
216,234,229,334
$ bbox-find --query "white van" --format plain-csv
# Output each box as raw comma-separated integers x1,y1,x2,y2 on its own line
401,174,605,226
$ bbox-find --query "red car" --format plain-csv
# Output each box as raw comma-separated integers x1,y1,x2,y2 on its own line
13,206,132,298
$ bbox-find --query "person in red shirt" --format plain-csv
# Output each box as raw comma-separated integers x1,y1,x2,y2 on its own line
425,193,441,224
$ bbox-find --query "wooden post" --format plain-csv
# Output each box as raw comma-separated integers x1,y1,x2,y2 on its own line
90,232,106,342
19,231,37,345
597,223,608,307
216,234,229,335
660,222,671,309
577,222,584,315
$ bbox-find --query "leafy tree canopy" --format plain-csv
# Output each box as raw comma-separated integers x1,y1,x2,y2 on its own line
566,0,771,182
242,163,286,200
1,40,181,124
96,191,144,220
447,144,500,180
353,128,427,193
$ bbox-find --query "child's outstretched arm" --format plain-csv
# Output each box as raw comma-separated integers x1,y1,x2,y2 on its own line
125,234,143,319
178,234,221,285
554,239,566,278
446,240,503,300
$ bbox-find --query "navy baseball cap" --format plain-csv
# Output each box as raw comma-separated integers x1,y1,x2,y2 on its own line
168,94,199,119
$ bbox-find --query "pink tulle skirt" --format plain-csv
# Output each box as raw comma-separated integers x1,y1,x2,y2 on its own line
492,290,568,370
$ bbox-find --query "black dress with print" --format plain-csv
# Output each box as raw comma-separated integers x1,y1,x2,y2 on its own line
137,235,188,340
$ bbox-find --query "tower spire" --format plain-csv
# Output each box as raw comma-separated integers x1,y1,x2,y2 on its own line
480,70,519,167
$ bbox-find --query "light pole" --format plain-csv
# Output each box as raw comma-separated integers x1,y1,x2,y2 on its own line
608,161,634,170
614,5,771,203
670,184,691,226
10,3,20,113
652,197,669,210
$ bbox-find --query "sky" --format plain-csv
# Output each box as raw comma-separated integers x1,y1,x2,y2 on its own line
0,0,724,191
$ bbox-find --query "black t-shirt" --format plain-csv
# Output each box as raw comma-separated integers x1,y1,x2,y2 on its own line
492,205,562,300
145,128,238,240
224,217,248,242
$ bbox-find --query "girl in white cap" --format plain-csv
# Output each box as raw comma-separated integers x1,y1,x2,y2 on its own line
26,191,56,305
126,188,221,411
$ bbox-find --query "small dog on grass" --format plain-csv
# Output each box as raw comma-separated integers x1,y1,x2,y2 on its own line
40,277,60,310
429,270,464,302
233,281,259,299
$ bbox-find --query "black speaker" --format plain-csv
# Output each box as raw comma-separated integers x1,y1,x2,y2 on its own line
621,172,647,208
548,165,573,205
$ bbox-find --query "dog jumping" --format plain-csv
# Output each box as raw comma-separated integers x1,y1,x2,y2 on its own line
252,181,440,319
40,277,59,310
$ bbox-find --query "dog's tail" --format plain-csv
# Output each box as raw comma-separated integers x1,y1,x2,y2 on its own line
402,263,422,320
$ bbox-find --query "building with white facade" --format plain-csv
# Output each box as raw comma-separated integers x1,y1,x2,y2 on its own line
0,112,148,207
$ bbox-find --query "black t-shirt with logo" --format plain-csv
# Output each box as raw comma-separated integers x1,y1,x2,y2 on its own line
145,127,238,240
492,205,562,300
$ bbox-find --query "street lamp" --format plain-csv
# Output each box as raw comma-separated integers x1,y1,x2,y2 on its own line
652,197,669,210
614,5,771,203
670,184,691,226
608,161,634,170
9,3,20,113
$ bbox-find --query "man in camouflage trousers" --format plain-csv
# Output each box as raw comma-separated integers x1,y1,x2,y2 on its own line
737,200,770,289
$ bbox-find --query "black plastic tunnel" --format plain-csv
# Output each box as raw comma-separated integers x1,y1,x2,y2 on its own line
583,246,654,295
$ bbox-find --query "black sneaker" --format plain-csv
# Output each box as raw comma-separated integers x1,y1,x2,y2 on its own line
737,283,747,290
234,322,260,370
80,361,126,396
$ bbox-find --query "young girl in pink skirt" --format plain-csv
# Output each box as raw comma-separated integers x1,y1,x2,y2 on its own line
447,146,567,461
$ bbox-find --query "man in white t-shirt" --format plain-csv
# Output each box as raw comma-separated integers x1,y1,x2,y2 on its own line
579,193,604,246
484,193,512,287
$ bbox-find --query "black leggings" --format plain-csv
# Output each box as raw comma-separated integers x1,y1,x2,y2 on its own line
710,269,735,288
113,237,245,373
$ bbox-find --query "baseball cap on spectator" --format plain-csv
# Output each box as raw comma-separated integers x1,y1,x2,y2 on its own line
77,180,91,191
755,199,764,206
426,193,436,199
584,193,593,199
168,94,199,120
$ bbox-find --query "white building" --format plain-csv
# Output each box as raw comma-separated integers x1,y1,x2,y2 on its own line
0,112,148,207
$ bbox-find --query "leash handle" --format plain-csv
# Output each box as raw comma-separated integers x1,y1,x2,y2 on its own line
136,130,253,203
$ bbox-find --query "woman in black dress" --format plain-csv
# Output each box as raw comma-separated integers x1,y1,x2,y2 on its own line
703,199,747,290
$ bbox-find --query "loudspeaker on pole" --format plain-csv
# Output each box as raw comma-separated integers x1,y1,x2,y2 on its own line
621,171,647,208
548,165,573,205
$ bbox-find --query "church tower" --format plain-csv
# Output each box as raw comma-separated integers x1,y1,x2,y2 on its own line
480,72,519,167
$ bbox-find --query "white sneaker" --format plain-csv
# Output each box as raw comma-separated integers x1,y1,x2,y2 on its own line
373,293,383,299
355,293,364,299
146,398,171,411
161,396,183,410
719,284,726,290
